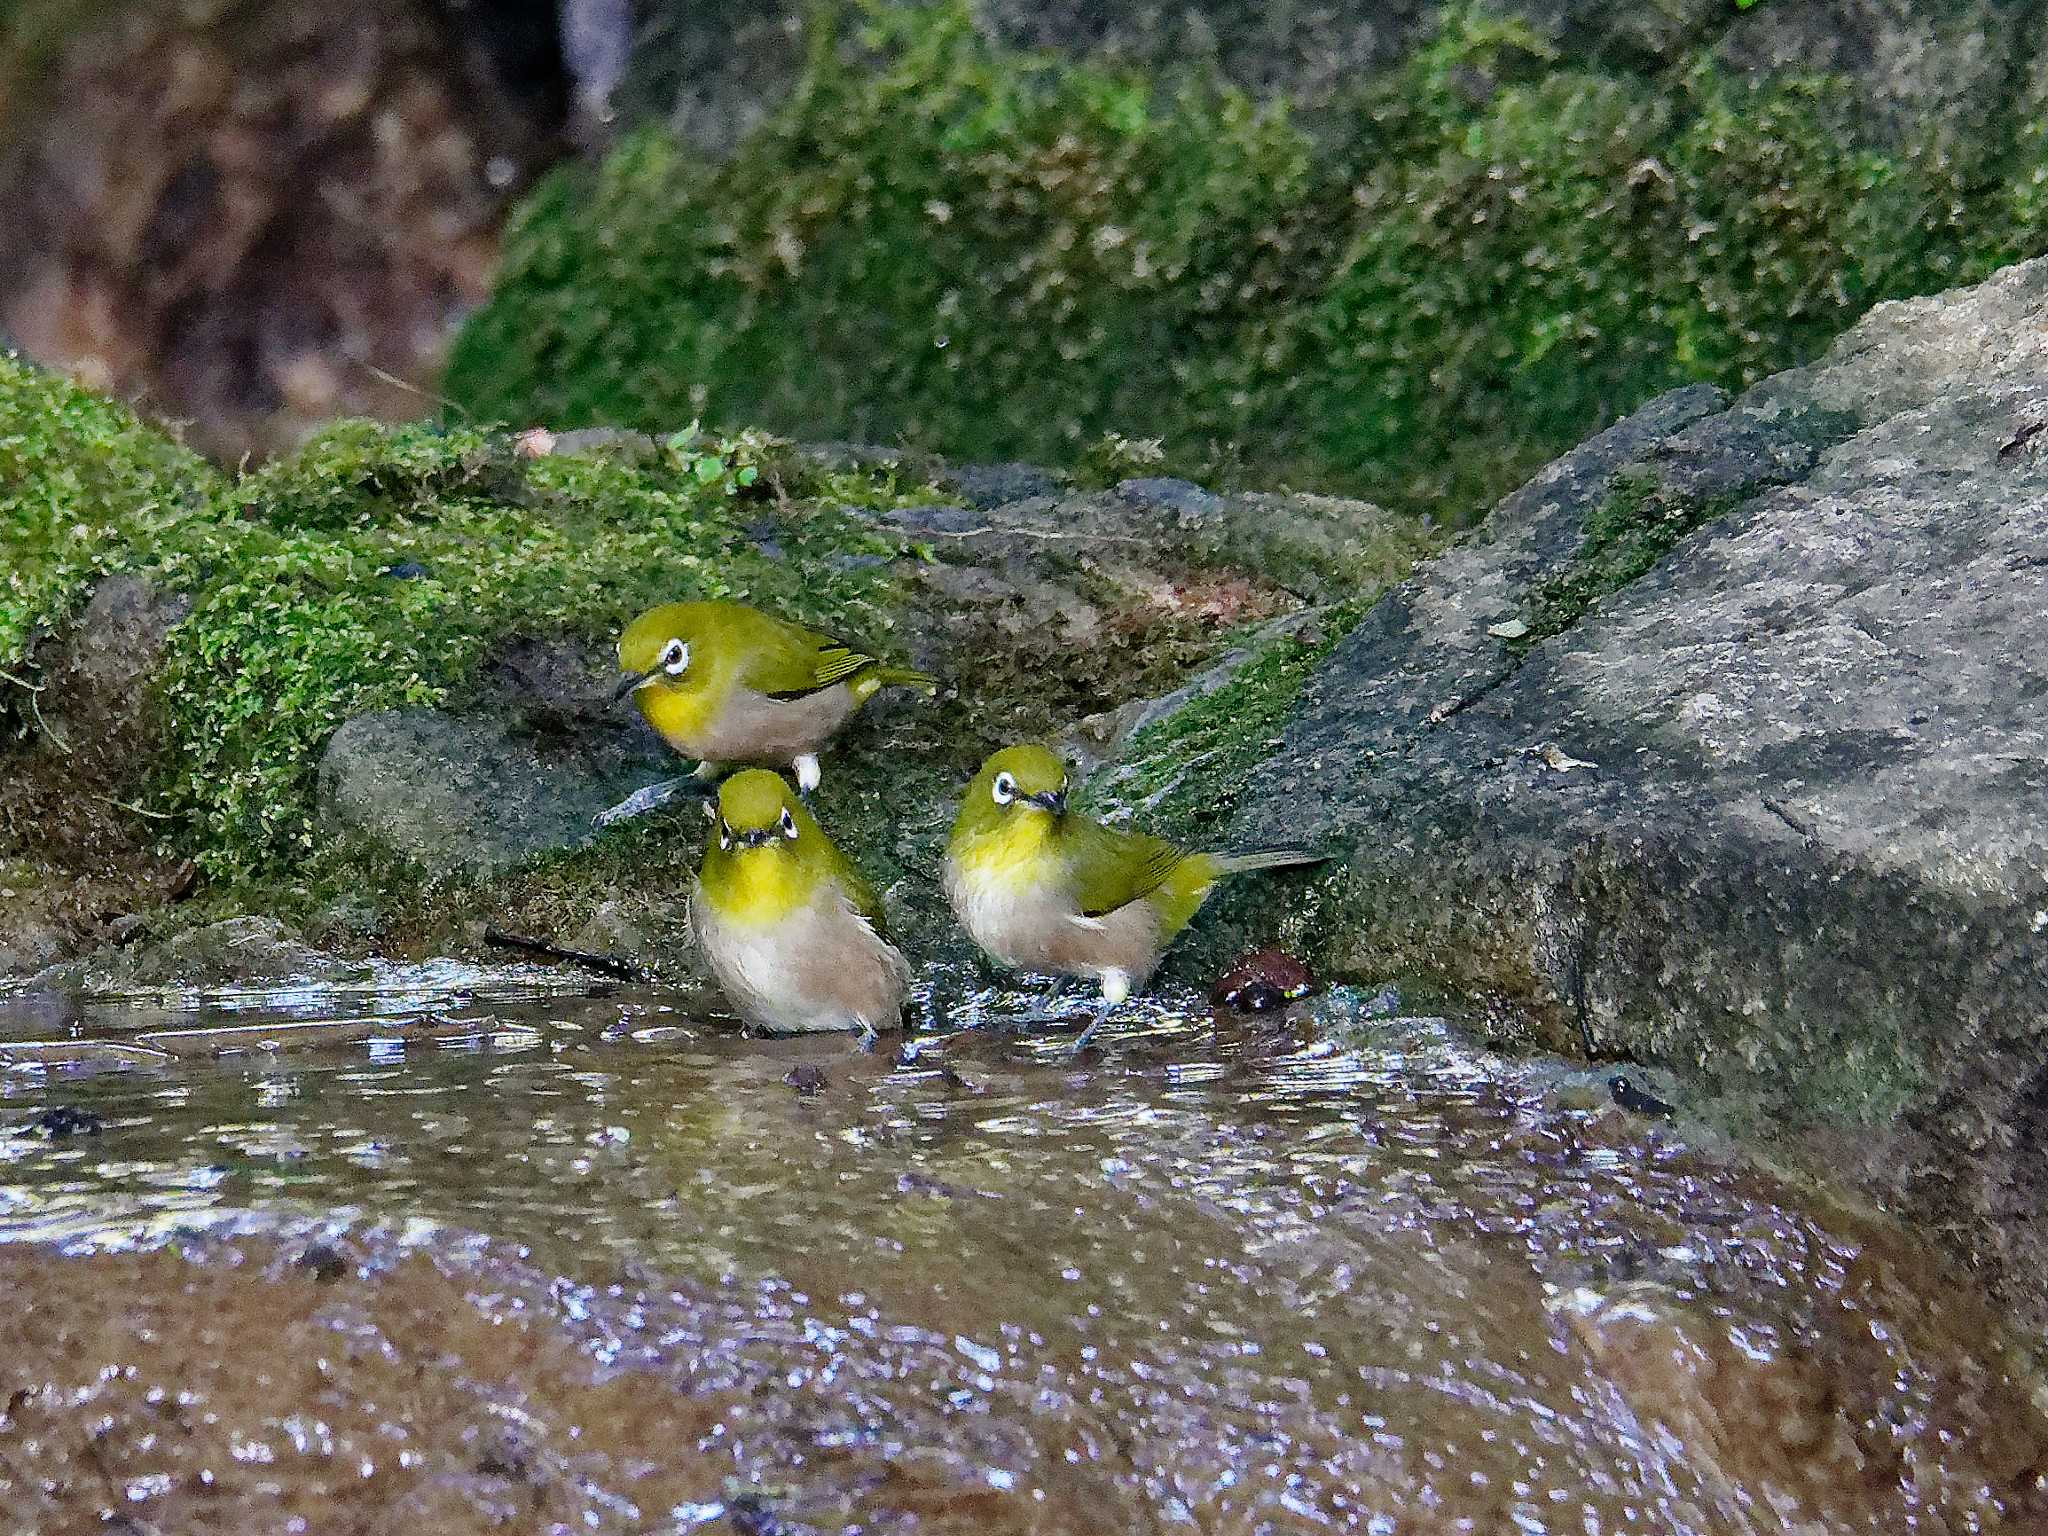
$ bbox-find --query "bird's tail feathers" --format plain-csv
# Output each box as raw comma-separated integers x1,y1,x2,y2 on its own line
1212,848,1325,876
870,663,939,697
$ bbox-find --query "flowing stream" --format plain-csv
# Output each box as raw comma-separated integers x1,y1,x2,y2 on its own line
0,970,2041,1534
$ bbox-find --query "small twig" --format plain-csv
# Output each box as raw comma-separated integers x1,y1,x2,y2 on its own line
93,793,174,822
0,668,69,755
483,926,649,982
352,359,472,420
912,521,1151,546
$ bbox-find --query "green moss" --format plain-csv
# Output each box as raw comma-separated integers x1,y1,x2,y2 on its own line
1512,466,1731,647
1097,612,1353,852
155,423,923,882
0,351,219,709
0,350,937,885
448,2,2048,521
446,1,1358,487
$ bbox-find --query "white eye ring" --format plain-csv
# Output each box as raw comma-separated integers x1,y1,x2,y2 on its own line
779,809,798,840
661,639,690,675
992,771,1016,805
717,822,731,851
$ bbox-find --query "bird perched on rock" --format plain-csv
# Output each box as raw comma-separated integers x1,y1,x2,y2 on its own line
692,769,909,1041
944,744,1320,1049
600,599,935,826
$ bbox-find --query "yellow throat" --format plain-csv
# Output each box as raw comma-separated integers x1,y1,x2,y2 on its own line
637,680,716,754
955,808,1060,888
703,847,814,926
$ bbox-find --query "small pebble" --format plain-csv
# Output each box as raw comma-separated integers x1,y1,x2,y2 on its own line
783,1065,828,1097
295,1244,348,1283
1212,949,1316,1013
27,1107,103,1139
1609,1074,1675,1117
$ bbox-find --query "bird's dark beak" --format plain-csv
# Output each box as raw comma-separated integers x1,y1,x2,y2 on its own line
611,669,655,704
1027,788,1068,815
733,826,782,850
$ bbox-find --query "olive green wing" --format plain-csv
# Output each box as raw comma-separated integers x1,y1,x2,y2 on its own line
737,613,876,700
826,843,890,935
1063,819,1193,918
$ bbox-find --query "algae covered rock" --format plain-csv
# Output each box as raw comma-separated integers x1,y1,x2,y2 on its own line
448,1,2048,520
1174,255,2048,1327
310,449,1420,894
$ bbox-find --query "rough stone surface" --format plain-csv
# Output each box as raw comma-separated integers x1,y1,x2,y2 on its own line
319,706,661,875
1217,256,2048,1329
0,576,197,975
623,0,2028,151
27,916,352,993
874,482,1406,606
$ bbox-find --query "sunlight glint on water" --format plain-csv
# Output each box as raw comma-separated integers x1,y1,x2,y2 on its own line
0,973,2042,1534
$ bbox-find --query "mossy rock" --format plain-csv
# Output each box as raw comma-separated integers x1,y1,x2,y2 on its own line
0,347,1430,972
447,2,2048,522
1193,257,2048,1332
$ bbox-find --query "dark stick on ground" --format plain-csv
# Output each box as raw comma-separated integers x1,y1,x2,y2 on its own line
482,926,649,982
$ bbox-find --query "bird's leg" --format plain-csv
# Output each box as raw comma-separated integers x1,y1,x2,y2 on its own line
793,753,822,798
856,1021,881,1052
1069,999,1116,1054
1067,970,1130,1055
591,769,718,829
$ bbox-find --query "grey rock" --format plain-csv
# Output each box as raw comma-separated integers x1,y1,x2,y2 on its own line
878,503,984,537
29,917,351,993
937,463,1064,510
1206,256,2048,1329
319,708,665,874
131,917,350,987
623,0,2036,168
560,0,634,122
879,480,1405,605
0,918,65,980
1711,0,2029,142
1116,477,1225,522
51,576,190,697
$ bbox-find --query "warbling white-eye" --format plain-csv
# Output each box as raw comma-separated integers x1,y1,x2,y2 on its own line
943,745,1318,1048
692,769,910,1042
600,599,935,825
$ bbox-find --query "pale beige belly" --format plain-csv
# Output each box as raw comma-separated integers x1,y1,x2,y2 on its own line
942,857,1164,986
690,882,908,1035
696,684,860,765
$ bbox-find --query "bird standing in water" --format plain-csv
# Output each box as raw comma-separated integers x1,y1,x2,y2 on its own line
601,599,935,826
692,770,909,1042
944,745,1320,1049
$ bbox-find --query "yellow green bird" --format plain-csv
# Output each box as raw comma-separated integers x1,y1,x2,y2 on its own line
944,745,1319,1049
600,599,935,826
692,769,910,1041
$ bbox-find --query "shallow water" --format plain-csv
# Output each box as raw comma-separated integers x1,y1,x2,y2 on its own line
0,970,2042,1534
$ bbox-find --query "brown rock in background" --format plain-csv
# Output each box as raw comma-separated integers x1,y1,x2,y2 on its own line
0,0,568,458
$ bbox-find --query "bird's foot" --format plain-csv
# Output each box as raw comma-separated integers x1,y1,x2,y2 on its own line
1028,980,1073,1023
592,775,713,829
1068,1000,1116,1057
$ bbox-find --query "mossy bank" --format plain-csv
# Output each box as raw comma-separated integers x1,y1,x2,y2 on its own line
0,350,1427,980
448,1,2048,520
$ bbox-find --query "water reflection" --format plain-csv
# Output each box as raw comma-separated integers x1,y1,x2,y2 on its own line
0,974,2041,1533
